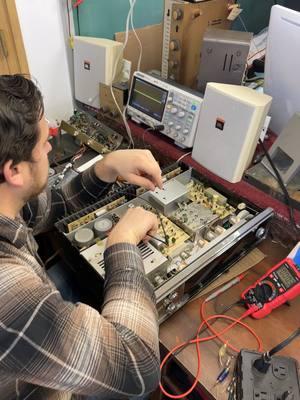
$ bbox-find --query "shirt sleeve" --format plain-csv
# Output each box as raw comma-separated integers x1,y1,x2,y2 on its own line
0,243,160,398
22,165,112,235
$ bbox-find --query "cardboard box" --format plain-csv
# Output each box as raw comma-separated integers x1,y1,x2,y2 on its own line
115,23,163,82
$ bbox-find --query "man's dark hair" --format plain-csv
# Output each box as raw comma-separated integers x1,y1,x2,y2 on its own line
0,74,44,183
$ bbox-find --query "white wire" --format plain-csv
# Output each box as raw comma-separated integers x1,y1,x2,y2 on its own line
176,151,192,163
109,0,135,148
129,0,143,71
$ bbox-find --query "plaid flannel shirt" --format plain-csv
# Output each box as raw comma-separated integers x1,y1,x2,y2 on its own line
0,167,160,399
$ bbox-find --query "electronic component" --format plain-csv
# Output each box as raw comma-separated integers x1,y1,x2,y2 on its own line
197,28,253,93
74,227,94,248
60,111,123,154
242,257,300,319
236,350,300,400
55,164,274,323
127,71,203,148
162,0,231,88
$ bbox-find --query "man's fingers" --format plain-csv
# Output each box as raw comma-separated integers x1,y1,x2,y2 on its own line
126,174,156,191
139,161,163,189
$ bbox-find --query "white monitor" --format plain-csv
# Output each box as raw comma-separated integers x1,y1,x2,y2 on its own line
264,5,300,135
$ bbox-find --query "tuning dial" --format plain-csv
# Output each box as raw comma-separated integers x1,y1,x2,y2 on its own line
169,60,178,69
173,8,183,20
253,280,277,303
170,40,180,51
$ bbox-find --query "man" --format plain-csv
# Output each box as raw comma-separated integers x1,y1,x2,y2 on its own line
0,75,162,399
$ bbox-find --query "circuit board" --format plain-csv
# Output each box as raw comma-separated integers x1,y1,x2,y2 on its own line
60,111,123,154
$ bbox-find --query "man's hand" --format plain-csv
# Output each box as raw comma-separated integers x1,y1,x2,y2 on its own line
94,149,163,191
106,207,158,248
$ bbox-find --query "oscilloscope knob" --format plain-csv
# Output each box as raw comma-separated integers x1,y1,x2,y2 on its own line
172,8,183,21
170,40,180,51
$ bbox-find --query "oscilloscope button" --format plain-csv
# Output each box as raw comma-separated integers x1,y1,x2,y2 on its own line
168,121,174,126
175,125,181,130
178,111,185,117
171,107,178,114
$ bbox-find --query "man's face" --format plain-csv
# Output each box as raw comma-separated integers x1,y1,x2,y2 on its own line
25,116,52,200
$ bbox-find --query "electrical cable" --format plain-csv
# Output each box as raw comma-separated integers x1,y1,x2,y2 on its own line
253,327,300,373
109,0,136,148
259,138,300,238
141,125,165,149
66,0,71,38
268,327,300,357
159,302,262,399
129,0,143,71
176,152,192,163
76,6,81,36
161,300,244,371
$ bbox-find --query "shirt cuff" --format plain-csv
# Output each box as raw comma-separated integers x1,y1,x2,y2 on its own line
104,242,145,275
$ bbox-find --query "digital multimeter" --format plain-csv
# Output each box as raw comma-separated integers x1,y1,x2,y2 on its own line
242,257,300,319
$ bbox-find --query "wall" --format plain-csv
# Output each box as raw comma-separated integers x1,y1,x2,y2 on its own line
15,0,74,122
74,0,287,39
74,0,163,39
232,0,286,33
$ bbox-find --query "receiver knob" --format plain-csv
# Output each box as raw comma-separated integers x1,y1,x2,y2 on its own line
169,60,178,69
173,8,183,20
170,40,180,51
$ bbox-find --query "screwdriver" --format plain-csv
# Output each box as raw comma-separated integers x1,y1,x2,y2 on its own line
212,367,230,388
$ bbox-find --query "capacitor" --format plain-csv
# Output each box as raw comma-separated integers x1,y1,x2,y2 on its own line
205,230,216,242
237,210,251,221
94,218,113,236
229,215,238,225
197,239,207,248
74,227,94,248
237,202,246,210
154,274,164,286
215,226,226,235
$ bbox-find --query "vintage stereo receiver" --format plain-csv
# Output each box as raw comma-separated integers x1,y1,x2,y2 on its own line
127,71,203,148
55,164,273,323
162,0,231,88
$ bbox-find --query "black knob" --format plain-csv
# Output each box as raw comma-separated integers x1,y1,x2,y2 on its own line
253,282,274,303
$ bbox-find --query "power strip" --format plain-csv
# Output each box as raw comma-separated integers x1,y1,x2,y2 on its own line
236,350,300,400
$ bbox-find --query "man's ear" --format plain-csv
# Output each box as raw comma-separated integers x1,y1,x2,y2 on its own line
2,160,25,187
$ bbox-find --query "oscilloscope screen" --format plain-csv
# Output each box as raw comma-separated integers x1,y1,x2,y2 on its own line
129,77,168,121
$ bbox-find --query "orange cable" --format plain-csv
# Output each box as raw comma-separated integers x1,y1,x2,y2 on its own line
159,300,263,399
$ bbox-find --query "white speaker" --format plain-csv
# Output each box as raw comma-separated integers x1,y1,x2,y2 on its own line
192,83,272,183
74,36,123,108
